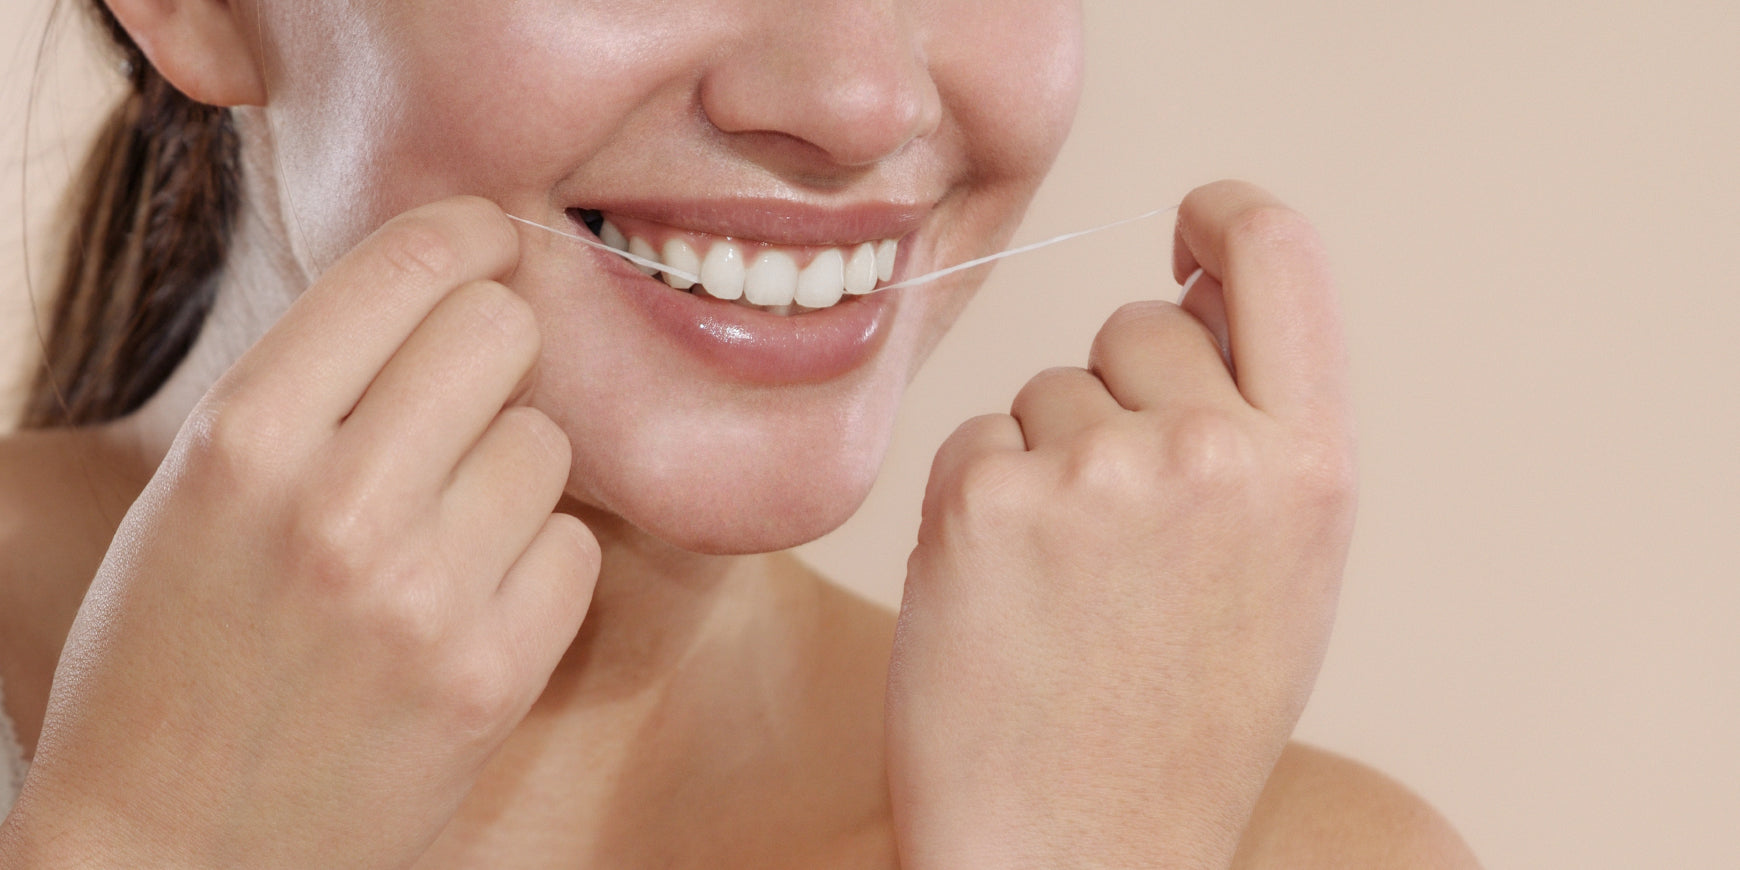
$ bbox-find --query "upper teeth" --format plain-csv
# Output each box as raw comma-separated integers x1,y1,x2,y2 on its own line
598,218,900,313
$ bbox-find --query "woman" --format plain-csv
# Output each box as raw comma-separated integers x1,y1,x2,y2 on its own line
0,0,1480,866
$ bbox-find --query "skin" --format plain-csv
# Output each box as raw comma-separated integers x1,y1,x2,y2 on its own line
0,0,1482,867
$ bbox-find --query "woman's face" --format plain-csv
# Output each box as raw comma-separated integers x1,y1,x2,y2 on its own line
248,0,1083,553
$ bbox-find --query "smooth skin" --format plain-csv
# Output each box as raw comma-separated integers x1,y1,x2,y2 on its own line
0,0,1483,865
4,200,599,868
0,193,1479,869
891,190,1356,868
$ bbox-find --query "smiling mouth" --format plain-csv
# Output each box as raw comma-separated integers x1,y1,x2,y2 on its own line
571,208,900,316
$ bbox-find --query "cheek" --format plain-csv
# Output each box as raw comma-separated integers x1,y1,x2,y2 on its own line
932,1,1084,178
264,3,697,269
380,7,677,180
249,0,1081,554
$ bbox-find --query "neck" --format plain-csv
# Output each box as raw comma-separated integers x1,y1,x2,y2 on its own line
540,505,805,709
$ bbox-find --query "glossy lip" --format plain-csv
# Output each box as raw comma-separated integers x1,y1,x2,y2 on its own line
565,207,914,385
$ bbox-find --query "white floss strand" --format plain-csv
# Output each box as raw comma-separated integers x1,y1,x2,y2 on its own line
506,202,1180,293
506,214,701,285
878,204,1179,291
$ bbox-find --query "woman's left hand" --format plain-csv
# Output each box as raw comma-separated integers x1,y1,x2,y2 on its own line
885,180,1358,869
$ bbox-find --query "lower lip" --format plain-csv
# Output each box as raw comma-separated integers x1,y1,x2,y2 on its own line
590,250,899,385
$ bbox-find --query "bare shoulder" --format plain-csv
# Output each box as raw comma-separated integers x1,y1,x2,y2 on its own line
761,562,1480,870
0,425,146,753
1232,742,1482,870
0,431,63,752
0,429,70,646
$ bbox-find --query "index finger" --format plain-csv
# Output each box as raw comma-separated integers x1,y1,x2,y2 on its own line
1171,180,1350,429
218,196,521,434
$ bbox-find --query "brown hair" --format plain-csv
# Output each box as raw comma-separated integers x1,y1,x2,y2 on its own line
20,0,241,429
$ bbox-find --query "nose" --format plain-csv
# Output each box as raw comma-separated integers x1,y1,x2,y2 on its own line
699,1,942,175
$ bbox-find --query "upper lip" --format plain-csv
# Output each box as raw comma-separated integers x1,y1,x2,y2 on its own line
568,197,931,247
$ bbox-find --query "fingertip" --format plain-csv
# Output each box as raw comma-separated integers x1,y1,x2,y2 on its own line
1173,180,1347,423
497,404,570,478
436,195,522,278
548,512,602,589
479,200,524,278
1176,271,1233,375
1171,217,1199,285
443,194,510,227
1172,179,1294,282
518,512,600,642
490,511,599,680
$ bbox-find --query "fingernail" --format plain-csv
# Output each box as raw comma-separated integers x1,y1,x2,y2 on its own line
1177,267,1205,304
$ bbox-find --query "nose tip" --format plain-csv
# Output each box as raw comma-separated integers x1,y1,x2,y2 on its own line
699,6,942,173
807,69,939,167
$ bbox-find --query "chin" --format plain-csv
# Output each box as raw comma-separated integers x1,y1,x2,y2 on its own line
608,461,884,557
561,396,899,556
514,224,959,557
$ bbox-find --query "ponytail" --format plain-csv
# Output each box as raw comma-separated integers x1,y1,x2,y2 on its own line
21,2,240,428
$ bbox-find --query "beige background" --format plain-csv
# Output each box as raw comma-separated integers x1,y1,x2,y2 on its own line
5,2,1737,867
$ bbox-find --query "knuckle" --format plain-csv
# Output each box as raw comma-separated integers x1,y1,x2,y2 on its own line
1165,408,1259,495
1023,365,1082,392
950,412,1010,443
1289,433,1360,512
439,653,519,738
1225,202,1322,256
1013,366,1086,410
286,488,390,593
932,414,1010,470
947,451,1031,520
177,400,288,486
363,569,450,652
1031,364,1087,386
1091,300,1179,358
924,414,1025,523
1100,299,1172,337
1061,423,1147,499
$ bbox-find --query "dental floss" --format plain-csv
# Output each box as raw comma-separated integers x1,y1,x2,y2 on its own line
506,214,701,284
876,204,1179,291
1177,267,1206,305
505,202,1181,293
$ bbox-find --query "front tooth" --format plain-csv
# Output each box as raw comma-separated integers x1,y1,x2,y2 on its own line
845,242,878,294
599,220,628,252
875,239,898,282
661,238,699,290
699,242,746,301
627,236,660,275
744,250,799,307
795,248,845,308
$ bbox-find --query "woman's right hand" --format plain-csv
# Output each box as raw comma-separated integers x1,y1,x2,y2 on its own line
0,197,600,869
